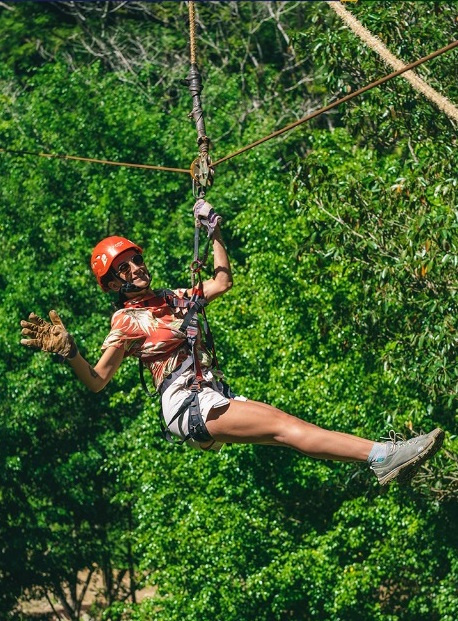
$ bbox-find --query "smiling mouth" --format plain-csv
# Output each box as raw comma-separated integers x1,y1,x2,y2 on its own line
132,270,151,285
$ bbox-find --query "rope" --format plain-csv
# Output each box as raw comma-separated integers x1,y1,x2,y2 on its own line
328,1,458,122
188,1,197,66
212,39,458,169
0,147,189,174
1,40,456,176
185,0,212,197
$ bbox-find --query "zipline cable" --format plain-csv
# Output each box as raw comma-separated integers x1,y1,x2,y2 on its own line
211,39,458,169
328,1,458,122
0,147,189,174
1,41,456,176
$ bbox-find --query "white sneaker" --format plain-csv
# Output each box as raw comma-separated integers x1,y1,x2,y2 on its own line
371,428,444,486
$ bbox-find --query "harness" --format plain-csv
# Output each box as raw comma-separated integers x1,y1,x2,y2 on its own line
133,286,218,445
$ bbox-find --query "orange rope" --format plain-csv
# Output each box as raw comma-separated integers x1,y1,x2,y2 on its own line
212,39,458,169
1,40,456,175
0,147,189,174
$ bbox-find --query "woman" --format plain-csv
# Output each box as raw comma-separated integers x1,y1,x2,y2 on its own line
20,199,444,485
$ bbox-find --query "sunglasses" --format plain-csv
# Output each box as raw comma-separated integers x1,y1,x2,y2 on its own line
116,253,145,275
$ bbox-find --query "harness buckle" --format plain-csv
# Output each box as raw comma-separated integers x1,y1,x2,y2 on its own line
190,379,202,392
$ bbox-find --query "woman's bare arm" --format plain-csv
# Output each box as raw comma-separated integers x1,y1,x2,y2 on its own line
21,310,125,393
196,225,233,303
67,346,125,393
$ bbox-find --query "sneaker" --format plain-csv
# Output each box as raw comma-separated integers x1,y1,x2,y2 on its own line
371,428,445,486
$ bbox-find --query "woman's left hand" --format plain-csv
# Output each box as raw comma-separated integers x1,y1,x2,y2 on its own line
193,199,222,238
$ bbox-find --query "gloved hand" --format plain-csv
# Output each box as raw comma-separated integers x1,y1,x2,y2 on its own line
193,199,222,238
20,310,78,359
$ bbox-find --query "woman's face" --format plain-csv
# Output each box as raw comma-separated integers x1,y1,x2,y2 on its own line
110,250,151,291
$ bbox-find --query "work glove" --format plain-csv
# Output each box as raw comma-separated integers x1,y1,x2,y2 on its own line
20,310,78,359
193,199,222,238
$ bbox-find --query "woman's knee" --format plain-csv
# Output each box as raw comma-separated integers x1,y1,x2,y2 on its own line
272,414,308,445
252,405,302,442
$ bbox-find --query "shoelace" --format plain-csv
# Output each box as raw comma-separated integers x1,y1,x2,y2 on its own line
381,429,405,446
380,430,423,455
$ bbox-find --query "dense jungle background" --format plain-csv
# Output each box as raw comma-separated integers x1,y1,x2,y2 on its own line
0,1,457,620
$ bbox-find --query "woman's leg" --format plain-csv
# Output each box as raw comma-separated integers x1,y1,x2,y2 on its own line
205,399,374,462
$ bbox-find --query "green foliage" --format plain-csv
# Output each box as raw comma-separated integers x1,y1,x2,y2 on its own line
0,2,457,620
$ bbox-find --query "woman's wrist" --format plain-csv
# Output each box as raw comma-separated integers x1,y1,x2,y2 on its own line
66,341,79,360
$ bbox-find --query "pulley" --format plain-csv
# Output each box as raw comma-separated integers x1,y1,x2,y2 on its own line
190,152,214,198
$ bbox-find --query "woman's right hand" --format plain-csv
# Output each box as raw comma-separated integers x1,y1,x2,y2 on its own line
20,310,78,359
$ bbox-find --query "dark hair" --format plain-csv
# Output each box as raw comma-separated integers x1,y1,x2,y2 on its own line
100,272,113,291
100,270,124,310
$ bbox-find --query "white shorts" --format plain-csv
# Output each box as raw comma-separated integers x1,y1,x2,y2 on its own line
161,368,247,451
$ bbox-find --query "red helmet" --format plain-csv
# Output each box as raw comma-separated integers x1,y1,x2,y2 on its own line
91,236,142,291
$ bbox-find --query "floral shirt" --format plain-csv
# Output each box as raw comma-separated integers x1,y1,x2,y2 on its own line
101,288,212,389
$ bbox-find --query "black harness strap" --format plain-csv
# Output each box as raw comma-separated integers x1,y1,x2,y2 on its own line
139,359,158,399
158,355,195,395
160,392,194,444
178,296,207,333
187,388,213,442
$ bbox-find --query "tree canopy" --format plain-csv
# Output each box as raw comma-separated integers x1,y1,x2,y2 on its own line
0,2,457,620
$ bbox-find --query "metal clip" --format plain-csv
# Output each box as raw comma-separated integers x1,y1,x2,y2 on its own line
190,258,204,272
